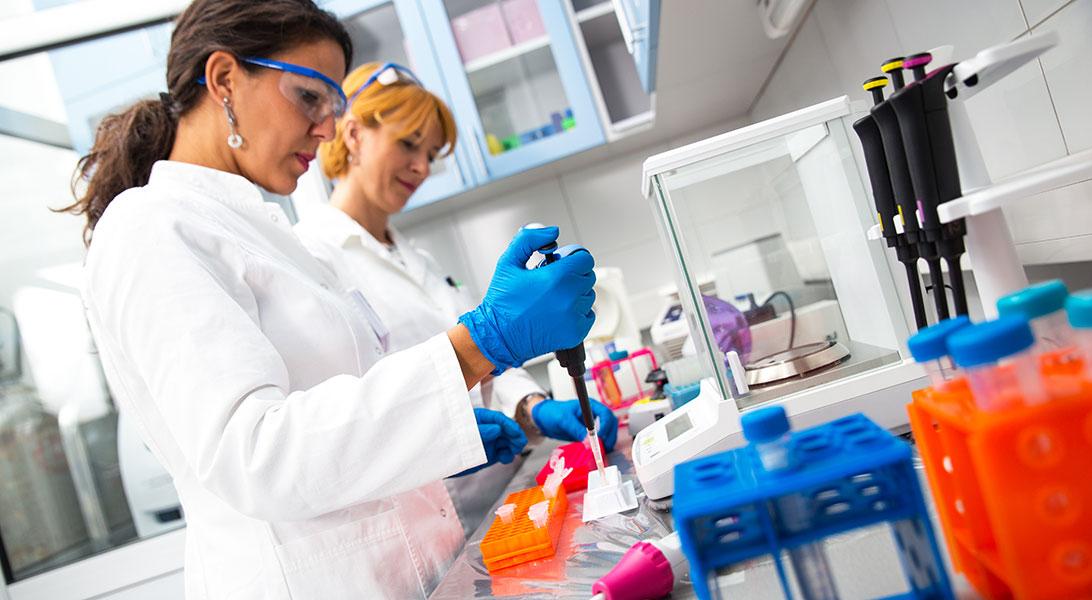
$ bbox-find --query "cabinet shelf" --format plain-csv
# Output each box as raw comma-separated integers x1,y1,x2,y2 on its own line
464,35,551,74
575,2,614,23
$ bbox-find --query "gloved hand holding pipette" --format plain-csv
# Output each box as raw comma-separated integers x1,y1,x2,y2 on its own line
451,408,527,477
532,397,619,451
458,226,596,375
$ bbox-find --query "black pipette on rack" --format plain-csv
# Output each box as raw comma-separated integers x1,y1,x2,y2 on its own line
870,57,951,321
537,240,607,476
889,52,970,316
853,75,929,330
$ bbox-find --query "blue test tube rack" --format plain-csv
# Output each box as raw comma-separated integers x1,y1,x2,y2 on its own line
673,412,953,600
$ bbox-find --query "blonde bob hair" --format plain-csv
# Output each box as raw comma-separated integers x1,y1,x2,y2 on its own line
319,61,457,180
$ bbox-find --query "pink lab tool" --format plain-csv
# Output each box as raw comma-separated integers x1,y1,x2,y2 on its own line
591,532,687,600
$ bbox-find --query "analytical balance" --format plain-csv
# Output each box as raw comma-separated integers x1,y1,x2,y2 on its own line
634,98,928,500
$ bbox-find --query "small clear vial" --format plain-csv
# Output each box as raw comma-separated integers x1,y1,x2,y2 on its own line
1066,290,1092,380
997,280,1073,352
527,501,549,529
908,316,972,389
948,316,1045,410
495,503,516,525
742,406,839,600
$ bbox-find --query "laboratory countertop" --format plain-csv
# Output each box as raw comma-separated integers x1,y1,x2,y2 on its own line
430,429,976,599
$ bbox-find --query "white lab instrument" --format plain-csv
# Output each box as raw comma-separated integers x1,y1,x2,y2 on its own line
635,98,927,500
117,413,183,538
626,397,672,436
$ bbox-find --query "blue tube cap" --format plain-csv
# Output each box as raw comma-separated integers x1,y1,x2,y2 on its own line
907,316,972,363
741,406,790,443
608,350,629,361
947,316,1035,368
1067,289,1092,329
996,279,1068,320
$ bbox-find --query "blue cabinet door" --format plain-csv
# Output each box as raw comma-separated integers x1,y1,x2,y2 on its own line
417,0,606,183
613,0,660,93
325,0,475,208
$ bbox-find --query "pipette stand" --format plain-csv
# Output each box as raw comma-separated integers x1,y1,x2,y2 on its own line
908,351,1092,598
673,413,952,600
938,32,1083,319
865,33,1092,321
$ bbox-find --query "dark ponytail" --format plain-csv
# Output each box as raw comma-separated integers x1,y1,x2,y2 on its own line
62,0,352,245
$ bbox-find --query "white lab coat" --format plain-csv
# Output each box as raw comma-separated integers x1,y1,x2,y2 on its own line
294,204,544,535
294,203,544,416
82,161,482,599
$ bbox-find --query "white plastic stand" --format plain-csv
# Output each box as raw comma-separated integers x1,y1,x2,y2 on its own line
582,465,639,522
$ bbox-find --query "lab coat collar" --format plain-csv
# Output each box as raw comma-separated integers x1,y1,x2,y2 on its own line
312,203,429,287
310,202,368,250
149,160,266,213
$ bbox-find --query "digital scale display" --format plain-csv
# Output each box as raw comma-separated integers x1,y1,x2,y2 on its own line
665,413,693,442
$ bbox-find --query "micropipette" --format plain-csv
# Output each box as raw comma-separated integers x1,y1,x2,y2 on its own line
537,240,606,477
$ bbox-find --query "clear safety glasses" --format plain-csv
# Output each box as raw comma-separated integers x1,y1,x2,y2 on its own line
198,56,348,124
346,62,422,108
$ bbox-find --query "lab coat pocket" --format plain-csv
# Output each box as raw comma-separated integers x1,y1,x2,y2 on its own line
273,510,424,599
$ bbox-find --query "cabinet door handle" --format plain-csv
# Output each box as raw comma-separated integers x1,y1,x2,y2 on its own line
611,0,636,54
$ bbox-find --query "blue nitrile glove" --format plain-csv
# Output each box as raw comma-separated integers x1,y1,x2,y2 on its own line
452,408,529,478
458,226,596,375
531,398,619,452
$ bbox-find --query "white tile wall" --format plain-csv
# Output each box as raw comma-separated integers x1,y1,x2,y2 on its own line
960,35,1068,179
559,146,666,255
750,12,842,121
884,0,1027,61
1037,0,1092,152
445,177,579,297
812,0,903,95
1020,0,1072,27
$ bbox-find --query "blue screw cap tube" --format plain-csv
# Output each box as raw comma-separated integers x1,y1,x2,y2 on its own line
1066,289,1092,379
997,280,1072,350
742,406,839,600
908,316,972,388
948,316,1043,410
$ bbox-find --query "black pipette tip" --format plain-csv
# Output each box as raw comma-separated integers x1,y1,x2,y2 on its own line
881,57,906,89
904,52,933,81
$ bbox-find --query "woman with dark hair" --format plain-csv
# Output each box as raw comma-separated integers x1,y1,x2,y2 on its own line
64,1,596,597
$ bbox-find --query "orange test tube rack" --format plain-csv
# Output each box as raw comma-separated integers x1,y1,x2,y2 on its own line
908,349,1092,599
481,485,568,573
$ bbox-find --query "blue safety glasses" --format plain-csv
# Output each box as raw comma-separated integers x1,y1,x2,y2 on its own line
346,62,422,108
198,56,348,124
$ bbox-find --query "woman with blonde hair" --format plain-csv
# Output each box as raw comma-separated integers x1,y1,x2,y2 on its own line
295,62,619,533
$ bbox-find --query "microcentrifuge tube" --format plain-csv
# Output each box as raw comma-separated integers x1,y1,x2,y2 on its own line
495,503,516,525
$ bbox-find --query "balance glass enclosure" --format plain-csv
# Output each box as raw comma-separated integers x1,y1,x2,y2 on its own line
644,97,912,410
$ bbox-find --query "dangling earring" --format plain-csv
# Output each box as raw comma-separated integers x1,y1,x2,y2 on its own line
347,154,355,163
222,96,243,149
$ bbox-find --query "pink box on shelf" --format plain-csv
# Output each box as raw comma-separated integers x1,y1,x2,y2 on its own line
501,0,546,44
451,4,513,64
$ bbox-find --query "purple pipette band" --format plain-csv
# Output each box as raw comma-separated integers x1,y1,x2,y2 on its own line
904,54,932,68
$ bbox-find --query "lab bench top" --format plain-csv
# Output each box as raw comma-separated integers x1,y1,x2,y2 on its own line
430,430,977,599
